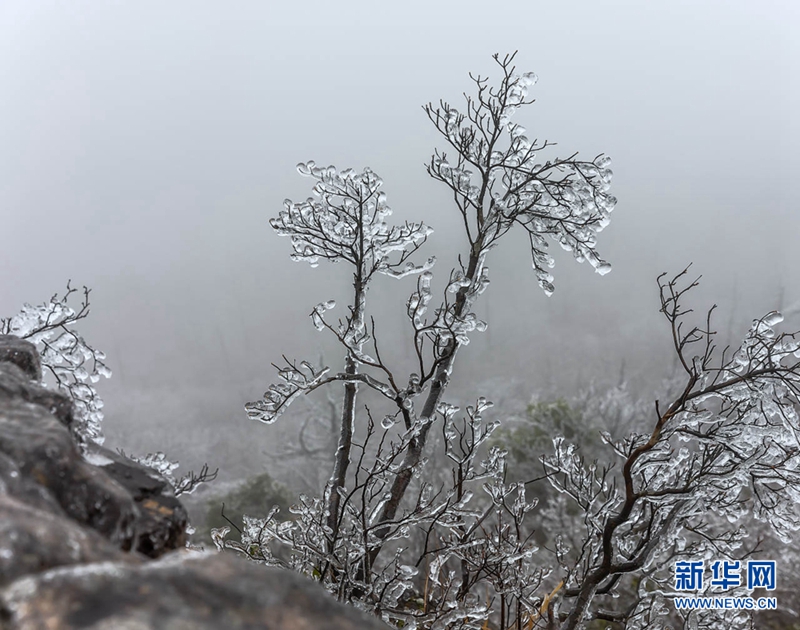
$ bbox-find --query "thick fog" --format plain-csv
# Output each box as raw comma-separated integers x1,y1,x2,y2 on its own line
1,1,798,479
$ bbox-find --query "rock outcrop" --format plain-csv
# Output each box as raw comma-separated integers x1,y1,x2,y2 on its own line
0,335,386,629
1,553,386,630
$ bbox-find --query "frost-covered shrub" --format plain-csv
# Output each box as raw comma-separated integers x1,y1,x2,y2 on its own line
1,283,111,446
2,284,217,499
203,472,293,542
120,450,217,498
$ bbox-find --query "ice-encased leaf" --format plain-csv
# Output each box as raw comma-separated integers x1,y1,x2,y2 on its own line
246,360,330,424
762,310,783,327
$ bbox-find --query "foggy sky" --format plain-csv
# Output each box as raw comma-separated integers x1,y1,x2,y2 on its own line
1,1,797,473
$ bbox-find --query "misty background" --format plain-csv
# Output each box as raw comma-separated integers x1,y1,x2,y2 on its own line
1,1,798,483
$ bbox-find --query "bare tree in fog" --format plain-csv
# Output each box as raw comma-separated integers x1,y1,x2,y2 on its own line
216,53,800,629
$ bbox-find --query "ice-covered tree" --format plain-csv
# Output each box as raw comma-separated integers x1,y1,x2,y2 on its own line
244,163,434,540
539,268,800,629
217,53,800,629
225,51,606,624
242,45,614,550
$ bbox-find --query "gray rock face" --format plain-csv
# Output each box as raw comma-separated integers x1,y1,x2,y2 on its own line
1,552,388,630
0,494,139,587
0,382,139,549
0,354,187,558
0,334,385,628
0,336,41,382
85,443,189,558
0,362,73,429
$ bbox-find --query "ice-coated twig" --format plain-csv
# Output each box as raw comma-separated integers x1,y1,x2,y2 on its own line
1,282,111,447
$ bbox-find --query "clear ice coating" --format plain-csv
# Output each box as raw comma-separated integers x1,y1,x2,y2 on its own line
224,392,546,629
246,163,434,425
1,285,112,447
272,162,434,281
219,53,800,630
425,61,616,295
